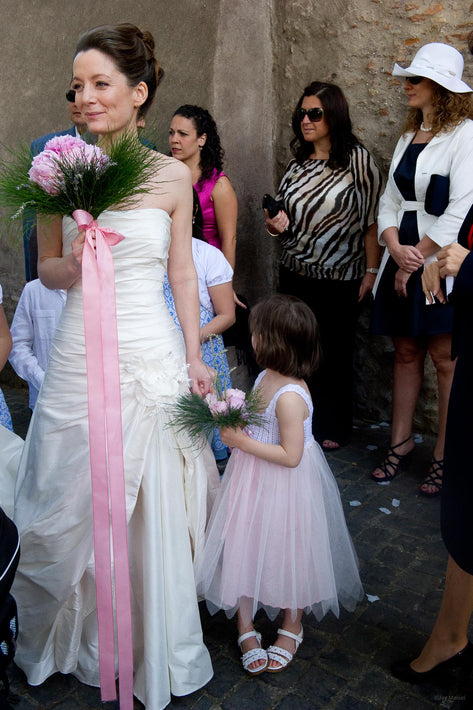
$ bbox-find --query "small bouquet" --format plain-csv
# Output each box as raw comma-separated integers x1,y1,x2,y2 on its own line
0,130,158,224
170,384,265,446
170,335,265,447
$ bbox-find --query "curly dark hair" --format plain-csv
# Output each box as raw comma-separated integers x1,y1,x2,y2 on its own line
172,105,225,183
249,294,321,379
290,82,360,170
402,80,473,136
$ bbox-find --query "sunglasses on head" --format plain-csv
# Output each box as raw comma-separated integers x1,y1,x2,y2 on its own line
405,76,424,85
66,89,76,103
296,107,324,122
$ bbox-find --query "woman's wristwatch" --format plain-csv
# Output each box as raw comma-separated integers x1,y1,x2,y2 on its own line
366,267,379,274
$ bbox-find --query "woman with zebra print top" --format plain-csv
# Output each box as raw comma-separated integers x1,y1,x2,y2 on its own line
265,81,381,450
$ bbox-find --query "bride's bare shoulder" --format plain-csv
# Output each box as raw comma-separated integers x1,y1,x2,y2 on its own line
139,152,191,211
151,152,191,183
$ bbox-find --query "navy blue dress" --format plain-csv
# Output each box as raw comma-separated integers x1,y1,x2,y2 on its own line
372,143,454,336
441,247,473,575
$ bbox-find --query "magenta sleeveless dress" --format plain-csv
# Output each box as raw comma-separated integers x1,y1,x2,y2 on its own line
194,169,226,249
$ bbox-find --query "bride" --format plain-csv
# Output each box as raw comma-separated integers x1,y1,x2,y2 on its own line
13,22,217,710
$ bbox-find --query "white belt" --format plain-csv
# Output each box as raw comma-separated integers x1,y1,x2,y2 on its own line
401,200,425,212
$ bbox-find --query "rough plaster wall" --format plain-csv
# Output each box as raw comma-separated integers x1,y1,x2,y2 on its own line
211,0,278,300
271,0,473,430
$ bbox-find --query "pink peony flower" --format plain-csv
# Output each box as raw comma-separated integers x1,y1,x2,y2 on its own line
225,388,246,410
205,393,218,407
43,134,84,155
44,136,110,167
28,150,63,195
209,400,229,415
29,136,111,195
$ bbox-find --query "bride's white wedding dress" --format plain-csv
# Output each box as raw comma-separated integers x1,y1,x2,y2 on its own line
13,209,217,709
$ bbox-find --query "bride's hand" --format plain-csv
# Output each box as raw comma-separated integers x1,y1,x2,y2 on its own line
188,358,215,397
71,230,87,267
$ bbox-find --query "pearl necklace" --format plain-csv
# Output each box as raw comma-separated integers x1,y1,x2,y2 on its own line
419,121,432,132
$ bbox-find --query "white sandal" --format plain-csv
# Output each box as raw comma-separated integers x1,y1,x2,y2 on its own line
238,630,268,675
266,624,303,673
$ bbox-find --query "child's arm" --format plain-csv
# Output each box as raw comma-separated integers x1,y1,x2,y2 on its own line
220,391,307,468
200,282,235,342
0,305,12,372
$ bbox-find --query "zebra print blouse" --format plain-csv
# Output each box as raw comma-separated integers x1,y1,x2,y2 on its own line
276,144,381,281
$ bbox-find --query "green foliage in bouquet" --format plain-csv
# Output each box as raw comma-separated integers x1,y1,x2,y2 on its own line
170,385,266,447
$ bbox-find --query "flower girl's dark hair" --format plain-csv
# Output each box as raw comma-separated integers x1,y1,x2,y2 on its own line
249,294,320,379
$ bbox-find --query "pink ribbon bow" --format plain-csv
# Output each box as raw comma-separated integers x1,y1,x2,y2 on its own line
73,209,133,709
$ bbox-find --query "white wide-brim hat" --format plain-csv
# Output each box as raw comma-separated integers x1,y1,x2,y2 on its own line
393,42,472,93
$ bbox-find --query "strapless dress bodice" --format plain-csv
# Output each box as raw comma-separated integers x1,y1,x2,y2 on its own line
60,208,178,351
63,207,172,281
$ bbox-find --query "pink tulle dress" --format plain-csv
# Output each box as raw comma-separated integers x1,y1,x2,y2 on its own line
195,371,364,622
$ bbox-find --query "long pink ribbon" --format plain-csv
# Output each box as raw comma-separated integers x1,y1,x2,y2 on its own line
74,209,134,709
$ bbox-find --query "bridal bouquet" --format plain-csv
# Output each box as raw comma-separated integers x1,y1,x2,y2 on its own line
0,131,158,223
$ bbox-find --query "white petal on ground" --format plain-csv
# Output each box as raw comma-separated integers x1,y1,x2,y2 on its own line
392,499,400,508
366,594,380,603
349,500,361,507
379,507,391,515
366,444,378,451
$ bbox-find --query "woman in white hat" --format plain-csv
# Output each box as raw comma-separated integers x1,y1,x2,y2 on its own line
371,43,473,496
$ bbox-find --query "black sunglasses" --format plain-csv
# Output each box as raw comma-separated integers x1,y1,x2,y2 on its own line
296,107,324,122
405,76,424,85
66,89,76,103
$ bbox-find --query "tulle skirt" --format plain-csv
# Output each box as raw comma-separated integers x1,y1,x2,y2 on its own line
195,439,363,623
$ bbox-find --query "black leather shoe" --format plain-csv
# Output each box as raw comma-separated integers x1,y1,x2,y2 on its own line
391,641,473,685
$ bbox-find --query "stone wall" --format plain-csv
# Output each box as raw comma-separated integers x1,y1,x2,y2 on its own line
1,0,472,431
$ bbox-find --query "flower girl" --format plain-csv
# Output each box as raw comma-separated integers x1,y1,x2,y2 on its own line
195,294,363,674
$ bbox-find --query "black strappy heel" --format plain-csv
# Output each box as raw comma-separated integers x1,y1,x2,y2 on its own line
370,435,414,482
418,455,443,497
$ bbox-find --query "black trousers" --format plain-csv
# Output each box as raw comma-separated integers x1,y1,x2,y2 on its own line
279,266,361,444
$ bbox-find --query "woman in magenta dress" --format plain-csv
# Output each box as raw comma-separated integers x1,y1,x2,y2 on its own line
168,105,237,268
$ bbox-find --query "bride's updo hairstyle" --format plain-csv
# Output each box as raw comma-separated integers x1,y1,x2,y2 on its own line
75,23,160,117
249,294,321,379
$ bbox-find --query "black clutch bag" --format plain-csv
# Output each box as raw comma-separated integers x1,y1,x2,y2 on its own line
262,193,284,218
425,174,450,217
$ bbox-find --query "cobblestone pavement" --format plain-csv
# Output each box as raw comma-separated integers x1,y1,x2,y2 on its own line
2,387,472,710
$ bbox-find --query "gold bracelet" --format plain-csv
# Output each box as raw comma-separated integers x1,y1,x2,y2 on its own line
266,227,279,237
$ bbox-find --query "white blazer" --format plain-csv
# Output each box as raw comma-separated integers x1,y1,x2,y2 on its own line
374,119,473,295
